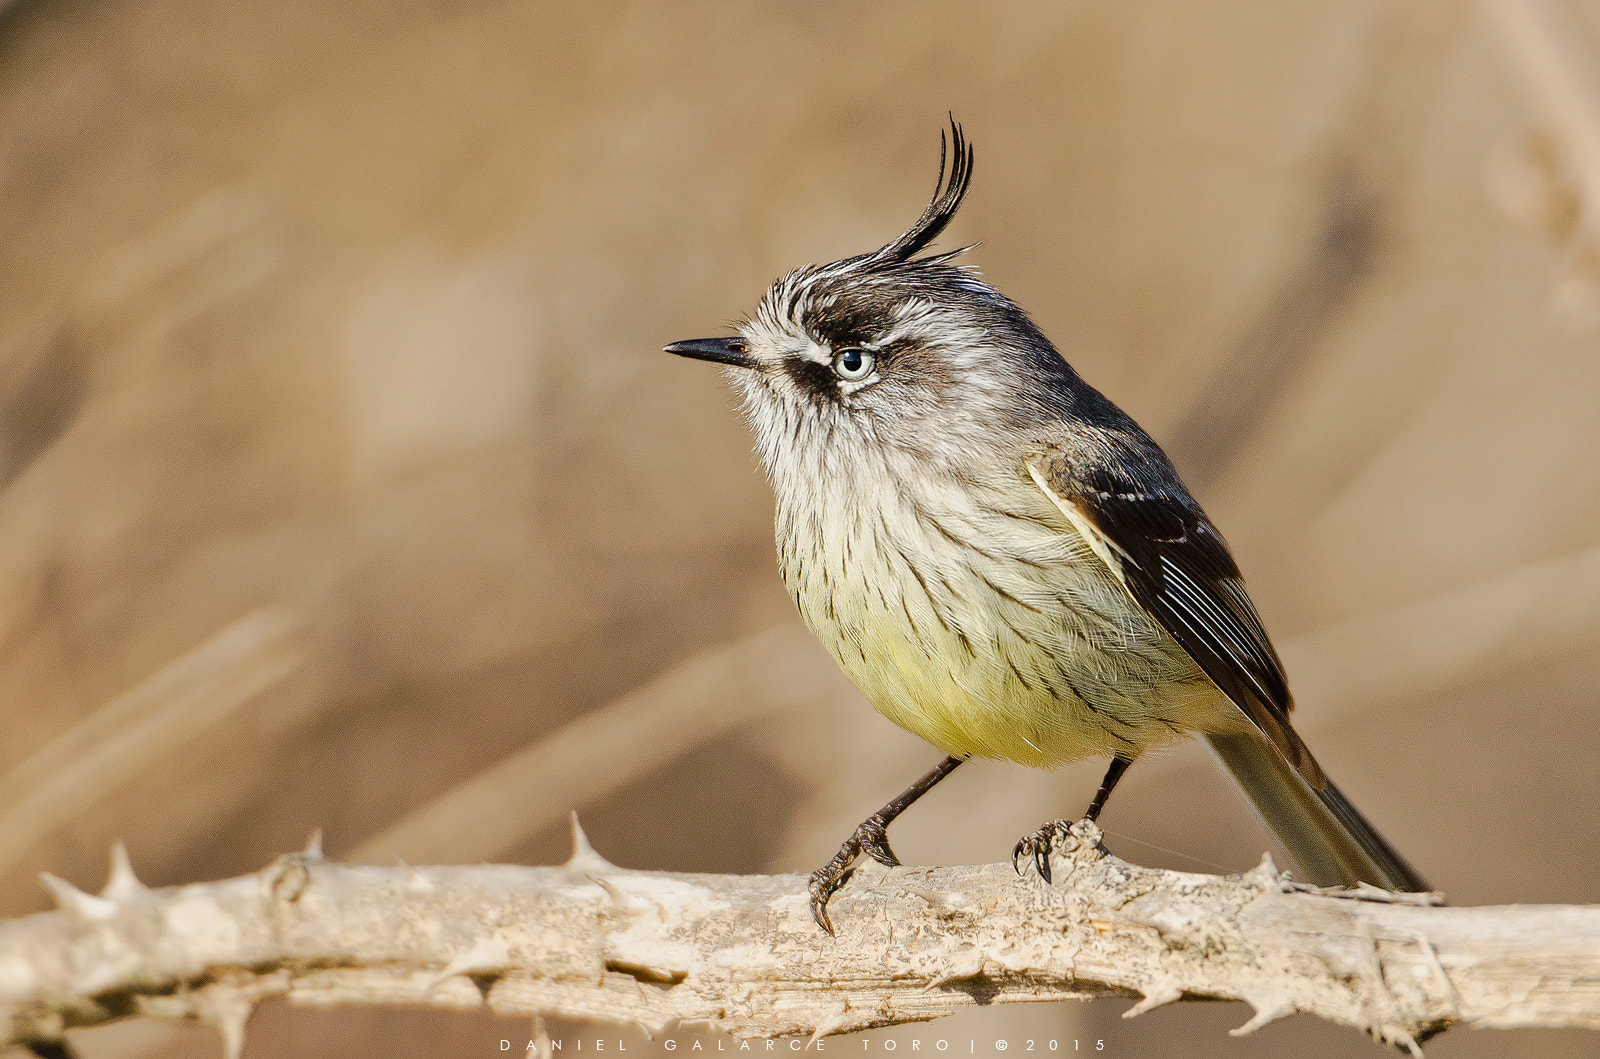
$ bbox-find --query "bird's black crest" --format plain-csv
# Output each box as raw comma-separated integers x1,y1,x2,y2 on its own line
865,117,974,269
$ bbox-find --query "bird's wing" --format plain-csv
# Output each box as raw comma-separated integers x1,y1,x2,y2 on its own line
1027,446,1324,788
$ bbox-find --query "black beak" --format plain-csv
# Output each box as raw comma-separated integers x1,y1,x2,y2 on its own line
663,336,755,369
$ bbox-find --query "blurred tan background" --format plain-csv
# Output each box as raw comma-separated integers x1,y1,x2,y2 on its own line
3,0,1600,1055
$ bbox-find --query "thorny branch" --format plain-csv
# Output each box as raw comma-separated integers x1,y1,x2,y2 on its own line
1,819,1598,1058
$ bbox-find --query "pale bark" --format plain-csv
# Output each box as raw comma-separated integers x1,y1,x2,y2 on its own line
3,822,1599,1057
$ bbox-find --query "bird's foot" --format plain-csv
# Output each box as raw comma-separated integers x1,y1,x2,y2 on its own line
1012,819,1099,883
808,815,901,934
857,814,901,868
1012,821,1066,883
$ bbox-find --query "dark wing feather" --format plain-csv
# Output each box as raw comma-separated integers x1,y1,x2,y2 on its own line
1031,445,1325,788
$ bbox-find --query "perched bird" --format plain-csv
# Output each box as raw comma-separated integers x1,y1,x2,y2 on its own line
665,120,1429,933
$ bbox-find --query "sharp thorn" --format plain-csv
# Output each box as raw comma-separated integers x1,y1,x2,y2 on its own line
923,954,986,991
807,1008,853,1047
196,989,257,1059
902,884,948,909
40,873,118,923
401,860,434,892
586,873,624,902
102,842,148,903
568,811,594,857
565,811,613,871
1247,852,1284,887
1123,984,1184,1019
218,1007,250,1059
1230,998,1294,1036
428,937,513,991
302,829,324,860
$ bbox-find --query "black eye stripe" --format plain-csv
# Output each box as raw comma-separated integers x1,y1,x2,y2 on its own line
783,357,838,399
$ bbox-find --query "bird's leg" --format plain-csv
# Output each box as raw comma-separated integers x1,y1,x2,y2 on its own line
1013,755,1132,883
1081,754,1131,824
808,755,964,934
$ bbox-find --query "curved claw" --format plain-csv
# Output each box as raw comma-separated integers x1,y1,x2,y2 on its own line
1013,820,1074,884
1011,833,1041,881
808,866,848,935
807,813,909,932
808,832,864,934
858,817,900,868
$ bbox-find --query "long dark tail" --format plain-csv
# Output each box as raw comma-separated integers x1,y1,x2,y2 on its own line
1205,728,1431,892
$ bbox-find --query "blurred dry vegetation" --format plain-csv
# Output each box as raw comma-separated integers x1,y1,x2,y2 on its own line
2,0,1600,1056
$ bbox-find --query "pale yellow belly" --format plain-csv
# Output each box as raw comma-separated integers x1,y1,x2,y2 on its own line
779,483,1226,768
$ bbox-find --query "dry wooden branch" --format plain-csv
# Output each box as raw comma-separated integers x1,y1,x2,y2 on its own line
2,821,1597,1058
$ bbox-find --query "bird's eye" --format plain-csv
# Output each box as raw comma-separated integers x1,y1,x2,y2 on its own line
832,347,876,381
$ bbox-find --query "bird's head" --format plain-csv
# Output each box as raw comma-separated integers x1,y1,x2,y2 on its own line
666,121,1080,474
